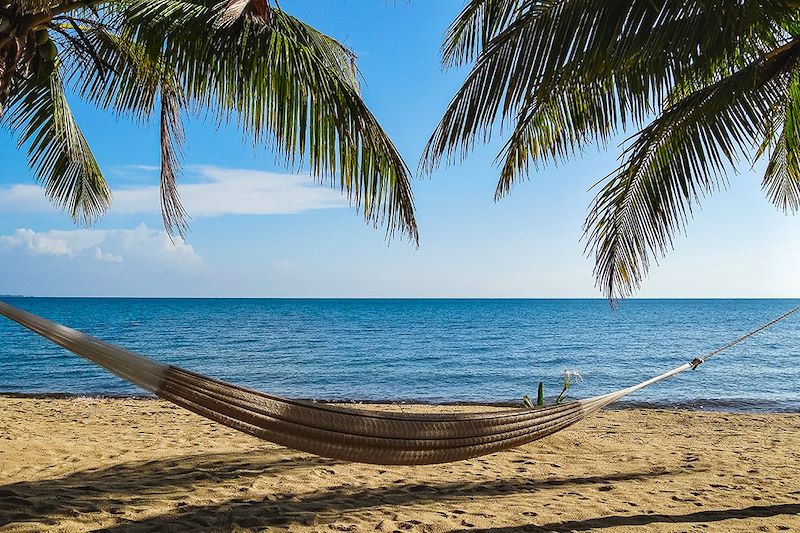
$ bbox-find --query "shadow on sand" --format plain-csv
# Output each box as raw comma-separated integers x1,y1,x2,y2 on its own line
3,450,793,531
457,503,800,532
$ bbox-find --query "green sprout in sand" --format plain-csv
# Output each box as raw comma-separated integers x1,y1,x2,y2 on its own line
524,370,583,408
555,369,584,404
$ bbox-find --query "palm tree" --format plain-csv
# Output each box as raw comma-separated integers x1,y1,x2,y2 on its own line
1,0,417,241
422,0,800,300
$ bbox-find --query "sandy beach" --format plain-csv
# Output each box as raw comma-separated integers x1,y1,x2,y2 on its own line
1,398,799,532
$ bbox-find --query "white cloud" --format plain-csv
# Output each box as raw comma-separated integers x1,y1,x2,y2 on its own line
94,247,123,263
0,228,104,257
0,166,348,218
0,184,52,212
0,224,200,268
120,164,160,172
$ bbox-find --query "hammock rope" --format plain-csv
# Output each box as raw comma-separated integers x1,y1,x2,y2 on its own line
690,304,800,369
0,301,797,465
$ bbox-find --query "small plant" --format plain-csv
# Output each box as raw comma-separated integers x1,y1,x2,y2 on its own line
522,381,546,409
522,395,533,408
555,370,583,404
524,372,583,408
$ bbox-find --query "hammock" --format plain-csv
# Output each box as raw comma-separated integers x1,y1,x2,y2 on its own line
0,300,797,465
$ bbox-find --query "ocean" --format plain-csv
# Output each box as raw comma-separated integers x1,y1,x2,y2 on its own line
1,298,798,412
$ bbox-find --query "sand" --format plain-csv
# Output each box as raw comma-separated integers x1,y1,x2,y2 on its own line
1,398,799,532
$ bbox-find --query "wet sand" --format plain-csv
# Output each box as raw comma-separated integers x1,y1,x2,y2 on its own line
1,397,799,532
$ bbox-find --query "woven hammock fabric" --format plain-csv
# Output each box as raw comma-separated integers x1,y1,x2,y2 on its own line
1,301,793,465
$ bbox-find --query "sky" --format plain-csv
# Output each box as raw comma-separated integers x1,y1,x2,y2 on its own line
0,1,798,298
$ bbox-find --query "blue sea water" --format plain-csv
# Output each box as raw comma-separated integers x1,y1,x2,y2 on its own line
1,298,799,412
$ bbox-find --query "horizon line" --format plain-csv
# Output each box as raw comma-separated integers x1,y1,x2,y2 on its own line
1,296,799,301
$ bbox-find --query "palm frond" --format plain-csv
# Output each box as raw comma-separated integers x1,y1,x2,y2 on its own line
423,0,791,175
763,68,800,212
57,20,193,233
428,0,800,300
115,0,416,241
60,19,165,120
441,0,523,68
4,0,416,241
493,78,620,199
2,61,110,222
159,80,188,236
585,41,800,300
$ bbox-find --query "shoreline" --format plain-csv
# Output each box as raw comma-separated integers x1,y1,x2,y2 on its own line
1,392,797,414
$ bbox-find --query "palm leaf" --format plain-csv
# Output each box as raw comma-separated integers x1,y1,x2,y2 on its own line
441,0,524,68
117,0,417,240
2,61,110,223
762,68,800,212
428,0,799,299
586,41,800,300
57,21,194,234
3,0,416,241
423,0,790,174
159,79,188,236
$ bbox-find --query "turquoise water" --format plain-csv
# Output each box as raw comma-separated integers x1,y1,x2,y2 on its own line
1,298,798,411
